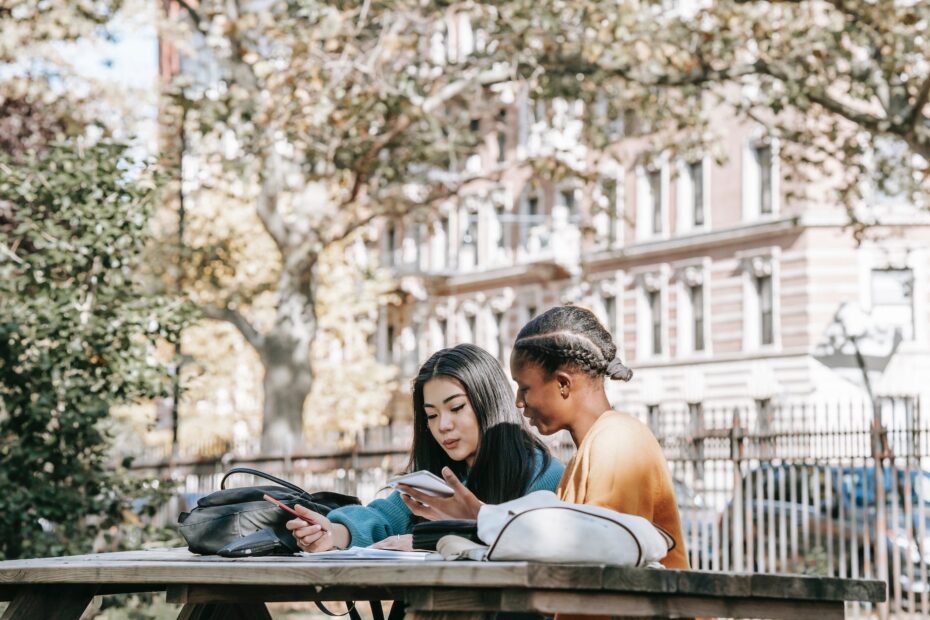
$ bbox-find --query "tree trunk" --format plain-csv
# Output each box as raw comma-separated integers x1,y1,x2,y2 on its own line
260,332,313,454
257,267,316,455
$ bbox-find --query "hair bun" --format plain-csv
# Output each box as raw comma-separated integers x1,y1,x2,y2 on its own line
606,357,633,382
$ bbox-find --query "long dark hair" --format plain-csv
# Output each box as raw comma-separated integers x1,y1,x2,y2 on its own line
410,343,552,504
513,305,633,381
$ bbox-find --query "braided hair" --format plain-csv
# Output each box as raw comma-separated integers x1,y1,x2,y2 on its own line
513,305,633,382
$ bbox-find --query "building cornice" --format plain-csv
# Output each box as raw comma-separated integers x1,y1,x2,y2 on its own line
423,261,574,296
584,216,802,269
630,347,809,370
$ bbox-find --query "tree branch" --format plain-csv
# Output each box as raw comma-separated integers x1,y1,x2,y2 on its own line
173,0,207,36
201,303,265,350
534,54,760,87
755,60,887,134
341,66,510,207
255,149,289,253
908,73,930,129
326,172,500,248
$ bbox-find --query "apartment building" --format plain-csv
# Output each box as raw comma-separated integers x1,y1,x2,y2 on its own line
376,93,930,421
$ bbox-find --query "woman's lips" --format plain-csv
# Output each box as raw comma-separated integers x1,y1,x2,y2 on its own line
443,438,460,449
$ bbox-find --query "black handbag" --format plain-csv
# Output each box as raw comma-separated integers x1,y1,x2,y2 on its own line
177,466,361,557
411,519,480,551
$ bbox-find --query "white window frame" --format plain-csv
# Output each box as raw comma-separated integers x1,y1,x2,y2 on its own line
674,258,712,358
742,136,781,221
860,247,928,345
634,267,669,360
593,168,624,250
459,197,480,271
556,183,581,225
594,275,623,341
636,158,670,241
676,156,711,234
738,248,781,352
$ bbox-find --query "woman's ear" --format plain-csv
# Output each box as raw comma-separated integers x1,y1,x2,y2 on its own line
555,371,572,399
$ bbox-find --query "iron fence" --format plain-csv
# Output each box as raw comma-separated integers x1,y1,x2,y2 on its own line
132,397,926,617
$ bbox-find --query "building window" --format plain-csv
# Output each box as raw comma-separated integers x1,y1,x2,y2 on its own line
754,144,773,215
741,253,778,350
386,324,396,363
559,187,578,223
527,195,539,219
603,295,617,336
386,221,398,265
466,314,477,343
526,304,537,324
872,268,914,340
410,320,422,371
691,284,705,352
605,178,618,245
438,215,451,270
438,317,448,349
495,204,507,252
647,404,660,434
756,274,773,345
494,311,506,363
519,190,542,252
648,289,662,355
689,160,705,227
648,169,663,234
461,212,478,267
496,109,507,163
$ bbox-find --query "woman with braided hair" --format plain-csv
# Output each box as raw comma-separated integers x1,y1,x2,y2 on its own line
509,305,687,569
402,305,688,570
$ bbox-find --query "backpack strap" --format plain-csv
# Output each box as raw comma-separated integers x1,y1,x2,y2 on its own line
220,467,308,495
314,601,363,620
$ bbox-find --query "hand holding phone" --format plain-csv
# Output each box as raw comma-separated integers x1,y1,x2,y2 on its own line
263,494,328,532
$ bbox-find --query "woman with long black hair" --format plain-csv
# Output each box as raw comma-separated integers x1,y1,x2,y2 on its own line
286,343,563,551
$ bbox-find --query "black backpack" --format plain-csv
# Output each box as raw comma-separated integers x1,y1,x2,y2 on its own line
178,467,361,556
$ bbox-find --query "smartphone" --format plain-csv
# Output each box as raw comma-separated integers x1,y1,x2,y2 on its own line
262,494,327,531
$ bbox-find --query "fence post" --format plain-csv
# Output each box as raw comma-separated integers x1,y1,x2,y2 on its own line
872,400,889,620
731,408,745,573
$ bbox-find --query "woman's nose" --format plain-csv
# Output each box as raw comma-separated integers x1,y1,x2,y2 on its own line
438,413,454,431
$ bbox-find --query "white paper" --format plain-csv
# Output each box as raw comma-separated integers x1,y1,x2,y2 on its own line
387,470,454,497
299,547,438,561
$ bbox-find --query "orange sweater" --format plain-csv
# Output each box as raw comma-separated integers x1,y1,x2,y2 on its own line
557,409,689,569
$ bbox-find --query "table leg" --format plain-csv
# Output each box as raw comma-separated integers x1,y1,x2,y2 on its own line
177,602,273,620
0,585,97,620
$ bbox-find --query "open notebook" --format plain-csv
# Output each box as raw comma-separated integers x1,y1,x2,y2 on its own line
299,546,440,561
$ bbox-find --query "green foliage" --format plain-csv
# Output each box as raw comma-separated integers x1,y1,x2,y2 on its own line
0,140,188,560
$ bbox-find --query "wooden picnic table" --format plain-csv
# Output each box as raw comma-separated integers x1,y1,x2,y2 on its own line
0,547,884,619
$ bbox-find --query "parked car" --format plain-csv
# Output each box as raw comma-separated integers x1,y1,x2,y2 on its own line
723,463,930,599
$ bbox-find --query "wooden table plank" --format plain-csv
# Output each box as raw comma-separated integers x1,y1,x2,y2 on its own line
0,560,530,589
0,549,887,604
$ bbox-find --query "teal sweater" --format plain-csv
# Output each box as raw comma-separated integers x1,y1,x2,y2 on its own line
327,450,564,548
